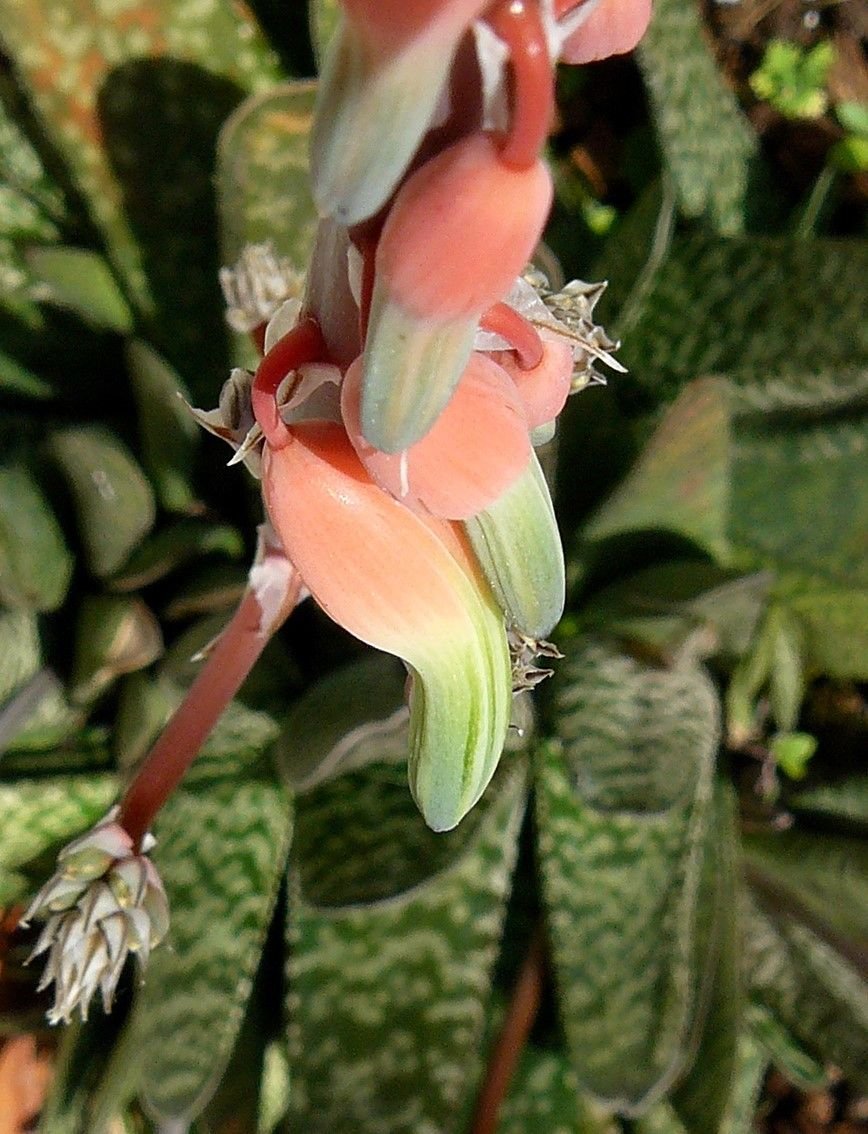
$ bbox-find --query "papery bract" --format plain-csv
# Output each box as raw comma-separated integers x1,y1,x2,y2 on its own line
260,420,511,831
342,352,531,519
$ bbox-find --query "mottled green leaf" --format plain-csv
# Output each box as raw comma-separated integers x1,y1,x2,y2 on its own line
786,585,868,679
619,236,868,406
109,518,243,592
70,595,162,704
538,638,720,1111
0,0,283,402
0,80,66,226
123,768,292,1122
293,761,494,909
112,672,174,770
731,412,868,589
286,763,526,1133
789,774,868,827
217,81,319,270
718,1034,769,1134
671,785,741,1134
0,236,43,324
744,827,868,944
581,562,771,661
0,610,76,754
637,0,760,233
746,1002,827,1091
0,609,41,705
162,561,247,620
583,378,731,561
275,652,407,792
742,892,868,1088
47,426,156,578
0,184,57,241
0,462,73,610
0,773,116,905
25,246,133,332
499,1046,619,1134
125,339,200,514
634,1102,688,1134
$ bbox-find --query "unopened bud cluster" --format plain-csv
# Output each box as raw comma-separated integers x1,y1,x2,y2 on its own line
21,809,168,1025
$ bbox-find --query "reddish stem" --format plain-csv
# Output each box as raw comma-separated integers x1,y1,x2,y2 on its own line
481,302,544,369
117,579,299,849
486,0,554,170
469,928,546,1134
251,318,326,450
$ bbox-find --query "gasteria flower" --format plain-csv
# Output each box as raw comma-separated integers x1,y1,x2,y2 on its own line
258,414,512,831
360,134,552,452
20,809,169,1025
310,0,490,224
341,349,531,519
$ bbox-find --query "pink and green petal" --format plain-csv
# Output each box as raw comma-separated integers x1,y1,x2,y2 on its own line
310,1,489,225
342,352,531,519
362,134,552,450
261,421,512,830
464,450,565,638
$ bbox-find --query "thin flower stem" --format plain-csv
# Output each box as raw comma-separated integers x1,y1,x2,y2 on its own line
486,0,554,171
470,927,546,1134
117,579,299,849
481,302,544,368
251,318,326,450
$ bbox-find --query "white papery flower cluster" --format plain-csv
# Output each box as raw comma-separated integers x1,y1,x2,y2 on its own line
20,808,169,1025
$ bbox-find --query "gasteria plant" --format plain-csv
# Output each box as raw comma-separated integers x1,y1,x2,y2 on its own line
20,0,647,1025
5,0,865,1129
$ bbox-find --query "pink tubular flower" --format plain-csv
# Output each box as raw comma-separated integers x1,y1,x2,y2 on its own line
310,0,490,224
490,331,575,430
361,134,552,452
258,417,512,832
341,351,531,519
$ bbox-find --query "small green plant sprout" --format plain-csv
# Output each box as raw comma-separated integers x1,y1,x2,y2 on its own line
749,39,835,120
830,101,868,172
769,731,818,782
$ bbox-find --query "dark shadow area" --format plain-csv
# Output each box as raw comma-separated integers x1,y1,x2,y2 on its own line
97,58,242,405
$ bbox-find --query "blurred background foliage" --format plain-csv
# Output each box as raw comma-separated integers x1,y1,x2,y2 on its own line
0,0,865,1130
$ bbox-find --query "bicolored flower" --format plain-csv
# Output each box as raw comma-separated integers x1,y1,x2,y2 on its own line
311,0,490,224
259,417,512,831
20,809,168,1025
361,133,552,451
341,350,531,519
